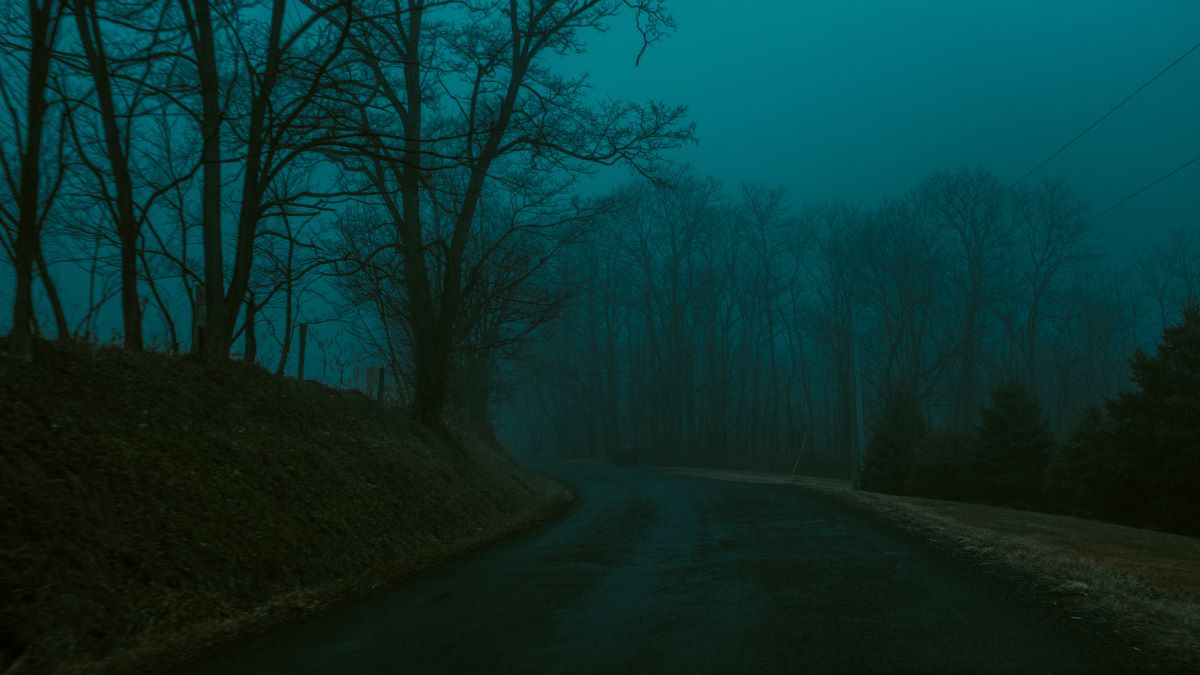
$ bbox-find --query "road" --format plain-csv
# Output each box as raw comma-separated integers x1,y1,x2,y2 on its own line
182,463,1135,674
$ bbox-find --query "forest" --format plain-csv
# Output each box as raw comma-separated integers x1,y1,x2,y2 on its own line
505,167,1200,533
2,1,1198,534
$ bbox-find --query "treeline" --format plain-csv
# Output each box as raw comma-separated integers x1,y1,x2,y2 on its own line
506,166,1198,483
0,0,689,428
865,305,1200,535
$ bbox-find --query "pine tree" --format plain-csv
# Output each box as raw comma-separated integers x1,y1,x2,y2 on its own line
1043,404,1124,516
973,381,1053,507
861,384,927,494
1105,301,1200,533
906,430,974,501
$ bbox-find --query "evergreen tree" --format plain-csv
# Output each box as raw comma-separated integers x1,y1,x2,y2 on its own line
906,430,974,501
1105,301,1200,533
1043,404,1124,516
861,384,927,494
973,381,1053,507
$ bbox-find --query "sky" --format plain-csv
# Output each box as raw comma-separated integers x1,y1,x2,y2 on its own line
3,1,1197,356
566,0,1200,254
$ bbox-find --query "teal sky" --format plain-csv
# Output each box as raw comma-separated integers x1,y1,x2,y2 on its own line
568,0,1200,252
3,2,1196,357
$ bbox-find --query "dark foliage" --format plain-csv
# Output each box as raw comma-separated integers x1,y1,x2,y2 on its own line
1102,302,1200,534
973,381,1054,507
906,430,974,501
612,446,640,466
1043,405,1125,517
861,384,927,494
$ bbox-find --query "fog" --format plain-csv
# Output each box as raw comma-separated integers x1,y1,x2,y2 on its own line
568,1,1200,250
4,3,1200,670
1,0,1197,482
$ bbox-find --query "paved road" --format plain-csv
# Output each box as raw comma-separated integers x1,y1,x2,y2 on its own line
182,464,1136,674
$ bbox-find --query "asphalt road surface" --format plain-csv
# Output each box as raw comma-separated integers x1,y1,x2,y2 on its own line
182,463,1136,674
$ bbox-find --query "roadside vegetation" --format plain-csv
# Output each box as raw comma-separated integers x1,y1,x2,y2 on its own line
861,303,1200,537
0,341,571,674
506,166,1199,493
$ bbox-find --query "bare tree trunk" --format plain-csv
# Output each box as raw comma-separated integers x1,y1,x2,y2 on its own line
35,247,69,341
222,0,285,348
7,1,60,360
11,236,37,357
953,307,979,431
74,0,142,349
411,329,450,425
141,249,179,353
243,291,257,364
180,0,227,364
275,253,295,375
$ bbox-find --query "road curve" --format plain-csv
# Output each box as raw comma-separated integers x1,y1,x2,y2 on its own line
180,463,1134,674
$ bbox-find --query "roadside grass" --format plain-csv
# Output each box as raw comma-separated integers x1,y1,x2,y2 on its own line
666,467,1200,670
0,340,571,674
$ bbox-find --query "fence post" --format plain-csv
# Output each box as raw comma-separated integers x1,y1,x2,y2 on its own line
191,284,206,354
298,323,308,380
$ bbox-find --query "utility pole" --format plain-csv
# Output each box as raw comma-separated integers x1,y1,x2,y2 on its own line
849,302,865,487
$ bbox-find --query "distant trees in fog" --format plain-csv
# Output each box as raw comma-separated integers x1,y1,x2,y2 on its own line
505,165,1195,486
1,0,1194,473
865,307,1200,535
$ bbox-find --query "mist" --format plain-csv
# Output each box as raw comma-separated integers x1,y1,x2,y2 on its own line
2,1,1199,672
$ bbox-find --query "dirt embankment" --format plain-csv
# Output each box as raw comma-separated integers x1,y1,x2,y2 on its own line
0,341,571,674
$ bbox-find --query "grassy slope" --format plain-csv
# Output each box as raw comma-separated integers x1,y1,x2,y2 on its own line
667,467,1200,670
0,342,571,674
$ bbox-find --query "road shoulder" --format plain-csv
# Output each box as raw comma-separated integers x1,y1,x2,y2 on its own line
664,467,1200,671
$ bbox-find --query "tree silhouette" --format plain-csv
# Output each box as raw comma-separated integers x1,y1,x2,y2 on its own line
861,383,926,494
1105,301,1200,533
973,381,1053,507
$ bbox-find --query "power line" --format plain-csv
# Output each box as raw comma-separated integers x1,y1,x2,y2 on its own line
1086,151,1200,224
1014,39,1200,186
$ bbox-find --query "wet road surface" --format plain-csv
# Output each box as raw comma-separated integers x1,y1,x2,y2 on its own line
182,463,1134,673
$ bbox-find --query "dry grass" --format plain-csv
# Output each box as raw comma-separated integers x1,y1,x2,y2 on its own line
0,341,571,674
667,467,1200,669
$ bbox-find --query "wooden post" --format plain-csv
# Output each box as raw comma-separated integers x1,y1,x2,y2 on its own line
791,433,809,475
244,291,257,364
298,323,308,380
191,284,206,354
850,302,865,487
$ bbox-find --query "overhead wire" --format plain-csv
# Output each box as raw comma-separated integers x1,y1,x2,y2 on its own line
1086,152,1200,224
1013,38,1200,186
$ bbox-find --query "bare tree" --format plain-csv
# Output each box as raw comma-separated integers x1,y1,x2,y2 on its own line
0,0,68,358
858,195,953,403
1140,226,1200,331
173,0,353,363
1006,178,1093,386
338,0,692,425
917,167,1010,430
63,0,180,350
